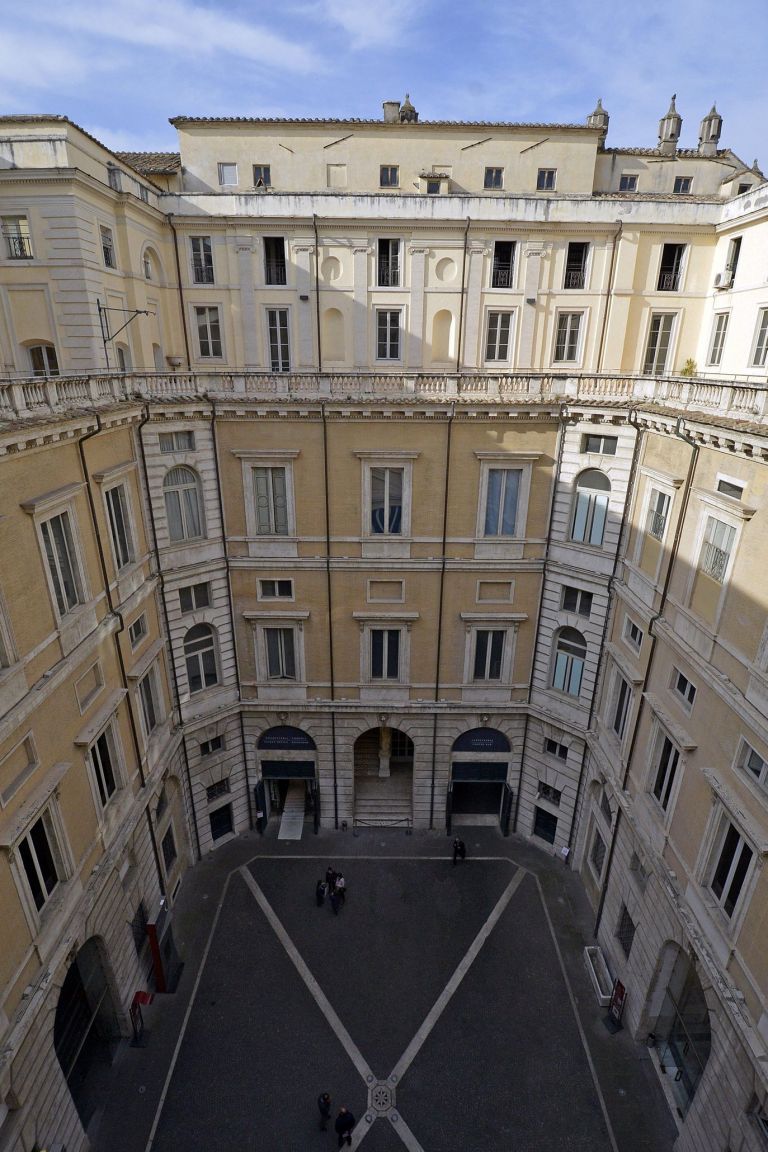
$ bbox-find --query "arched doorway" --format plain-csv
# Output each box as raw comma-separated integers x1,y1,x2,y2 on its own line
353,726,413,828
256,725,319,834
648,944,711,1115
54,937,121,1132
448,728,513,834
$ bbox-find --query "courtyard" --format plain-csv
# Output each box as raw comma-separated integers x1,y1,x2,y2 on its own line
93,831,678,1152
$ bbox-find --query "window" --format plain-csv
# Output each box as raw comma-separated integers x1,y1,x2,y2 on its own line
571,470,610,547
89,723,120,808
371,628,400,680
105,484,135,571
100,225,116,268
143,253,153,279
138,664,162,736
673,668,696,710
195,306,222,358
376,309,401,360
264,237,287,285
716,477,744,499
699,516,735,583
18,810,63,912
600,790,613,825
752,310,768,368
2,215,32,259
617,903,637,957
619,173,638,192
370,467,403,534
643,313,675,375
545,737,568,761
253,466,289,535
538,782,562,805
673,176,692,194
128,614,147,648
29,345,59,377
709,821,753,919
483,468,520,536
76,660,104,711
179,582,211,613
491,241,516,289
620,623,641,657
191,236,214,284
380,165,399,188
206,778,230,802
426,179,441,195
473,629,505,681
184,624,219,693
159,430,195,453
590,827,606,876
553,312,582,362
116,345,130,373
646,488,671,540
737,182,751,196
209,804,234,841
265,627,297,679
218,163,237,186
651,733,680,811
562,586,592,617
484,167,503,189
161,825,177,871
657,244,686,291
740,743,768,791
537,168,556,191
163,466,204,542
41,511,84,616
267,308,290,371
377,238,400,287
609,671,631,740
533,807,558,843
253,164,271,187
564,242,589,289
552,628,586,697
725,236,742,282
259,579,293,599
582,433,617,455
200,735,224,756
485,311,513,361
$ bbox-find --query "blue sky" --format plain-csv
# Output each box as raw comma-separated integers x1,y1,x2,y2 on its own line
1,0,766,166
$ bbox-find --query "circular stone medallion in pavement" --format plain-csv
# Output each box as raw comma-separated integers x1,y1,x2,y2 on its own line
369,1080,395,1114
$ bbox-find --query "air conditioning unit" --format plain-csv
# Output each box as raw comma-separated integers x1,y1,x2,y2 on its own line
714,269,733,289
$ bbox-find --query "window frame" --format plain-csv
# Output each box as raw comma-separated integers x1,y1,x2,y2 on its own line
217,162,238,186
162,465,205,544
484,309,515,363
100,224,117,269
183,623,220,695
537,168,557,191
104,481,136,572
607,664,632,742
88,719,124,810
377,238,401,288
28,344,59,377
697,514,737,585
361,457,415,540
561,585,593,618
656,242,687,292
376,308,402,361
671,667,697,712
570,469,611,548
619,173,638,192
240,455,297,542
253,164,272,187
706,816,755,922
379,165,399,188
266,306,291,371
589,823,607,881
484,167,504,190
750,308,768,369
673,175,693,194
264,625,299,681
179,581,212,613
194,305,223,359
623,615,644,652
552,310,585,364
737,740,768,796
551,627,587,698
642,311,676,375
128,613,148,649
649,728,681,814
190,235,214,285
258,578,294,601
13,803,70,925
2,214,33,259
38,506,88,620
138,661,164,740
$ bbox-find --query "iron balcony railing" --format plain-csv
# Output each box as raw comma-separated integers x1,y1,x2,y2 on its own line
377,261,400,287
192,263,215,284
646,510,668,540
700,542,729,582
265,261,287,285
657,271,681,291
564,269,586,289
491,264,514,288
3,233,32,259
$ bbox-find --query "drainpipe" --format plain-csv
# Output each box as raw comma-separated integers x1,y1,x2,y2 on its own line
208,395,253,830
596,221,622,374
168,215,192,369
593,416,699,935
430,403,455,830
454,217,471,374
312,214,322,372
321,404,339,828
512,403,569,832
136,405,202,860
570,409,642,865
77,415,167,897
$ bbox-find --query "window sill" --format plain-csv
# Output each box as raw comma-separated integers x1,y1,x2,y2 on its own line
473,539,525,561
362,538,411,560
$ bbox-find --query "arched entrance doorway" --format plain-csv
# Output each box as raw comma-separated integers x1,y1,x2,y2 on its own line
54,937,121,1132
648,944,711,1115
255,725,319,834
448,728,513,834
353,726,413,827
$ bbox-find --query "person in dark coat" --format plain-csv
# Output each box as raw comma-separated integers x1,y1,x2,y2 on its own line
318,1091,332,1131
316,879,327,907
335,1106,355,1147
452,837,467,864
334,872,346,905
326,865,337,890
330,885,341,915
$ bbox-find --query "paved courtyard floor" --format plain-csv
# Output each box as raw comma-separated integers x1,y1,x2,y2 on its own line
93,830,679,1152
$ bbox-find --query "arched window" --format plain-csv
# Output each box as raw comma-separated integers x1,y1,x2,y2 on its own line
28,344,59,377
552,627,586,696
184,624,219,693
571,470,610,546
116,344,131,372
163,466,204,542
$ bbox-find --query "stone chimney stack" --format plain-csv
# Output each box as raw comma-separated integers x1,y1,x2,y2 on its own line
659,94,682,155
698,105,722,156
382,100,401,124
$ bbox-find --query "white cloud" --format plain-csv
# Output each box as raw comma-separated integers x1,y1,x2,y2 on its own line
311,0,427,49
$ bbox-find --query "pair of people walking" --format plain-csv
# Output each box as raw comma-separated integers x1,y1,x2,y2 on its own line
316,866,346,914
317,1092,354,1146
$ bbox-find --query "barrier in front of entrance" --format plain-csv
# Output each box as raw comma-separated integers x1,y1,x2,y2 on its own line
353,816,412,835
451,761,508,782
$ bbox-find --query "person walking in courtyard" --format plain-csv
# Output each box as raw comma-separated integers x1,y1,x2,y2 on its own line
317,1091,332,1131
334,871,346,905
452,837,466,865
316,878,327,907
326,865,337,890
330,884,341,915
335,1106,355,1147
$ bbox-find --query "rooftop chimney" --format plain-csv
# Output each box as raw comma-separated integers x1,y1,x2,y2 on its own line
383,100,401,124
698,105,722,156
658,94,682,156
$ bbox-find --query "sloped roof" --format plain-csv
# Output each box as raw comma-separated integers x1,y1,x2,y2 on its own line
115,151,181,175
169,115,597,131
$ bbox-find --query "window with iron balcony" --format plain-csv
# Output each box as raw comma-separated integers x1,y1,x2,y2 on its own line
377,239,400,287
491,241,515,288
2,216,32,259
264,237,287,285
657,244,686,291
564,242,588,289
